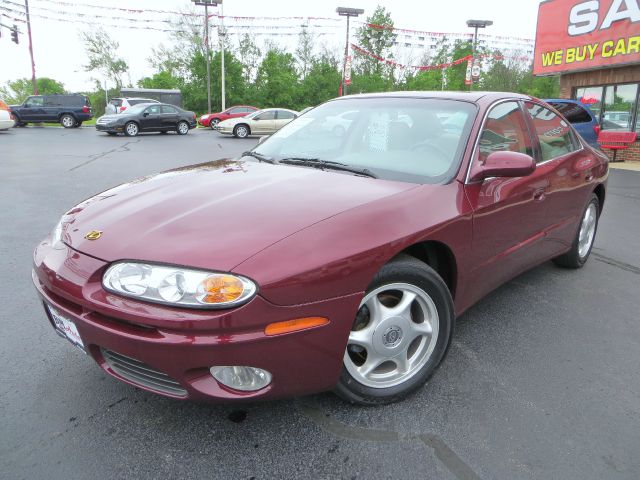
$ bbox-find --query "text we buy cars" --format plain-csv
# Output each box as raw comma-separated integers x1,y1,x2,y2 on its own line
534,0,640,75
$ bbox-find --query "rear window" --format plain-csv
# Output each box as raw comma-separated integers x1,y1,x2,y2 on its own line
109,99,123,107
548,102,592,124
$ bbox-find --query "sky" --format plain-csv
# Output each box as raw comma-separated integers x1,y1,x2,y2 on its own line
0,0,543,93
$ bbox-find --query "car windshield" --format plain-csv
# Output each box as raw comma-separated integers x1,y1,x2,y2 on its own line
244,109,263,119
255,97,476,184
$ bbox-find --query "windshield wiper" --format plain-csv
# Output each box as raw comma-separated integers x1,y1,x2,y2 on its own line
241,151,276,164
279,157,377,178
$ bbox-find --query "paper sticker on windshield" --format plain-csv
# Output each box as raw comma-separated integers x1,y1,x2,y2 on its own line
367,112,390,152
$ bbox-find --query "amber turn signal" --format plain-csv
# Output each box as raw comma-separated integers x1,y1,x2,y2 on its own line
264,317,329,336
198,275,245,303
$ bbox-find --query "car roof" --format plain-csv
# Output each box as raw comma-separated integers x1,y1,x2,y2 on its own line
332,91,533,103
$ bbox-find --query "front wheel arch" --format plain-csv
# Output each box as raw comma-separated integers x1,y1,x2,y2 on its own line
233,123,250,138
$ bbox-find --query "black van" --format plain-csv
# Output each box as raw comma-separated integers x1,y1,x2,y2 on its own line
10,94,93,128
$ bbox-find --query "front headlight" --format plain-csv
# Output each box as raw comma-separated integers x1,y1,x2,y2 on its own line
102,262,257,308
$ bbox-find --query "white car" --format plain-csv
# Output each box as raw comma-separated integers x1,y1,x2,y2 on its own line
0,99,15,130
216,108,298,138
106,97,160,115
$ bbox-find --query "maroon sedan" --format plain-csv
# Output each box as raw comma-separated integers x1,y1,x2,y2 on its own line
33,92,608,405
199,105,259,129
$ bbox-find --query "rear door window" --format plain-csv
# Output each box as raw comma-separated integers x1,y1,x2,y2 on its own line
277,110,296,120
526,102,579,162
161,105,178,114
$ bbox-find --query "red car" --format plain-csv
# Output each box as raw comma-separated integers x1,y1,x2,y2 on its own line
199,105,259,129
33,92,608,405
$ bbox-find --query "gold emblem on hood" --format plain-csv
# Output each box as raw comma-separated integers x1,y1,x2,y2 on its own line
85,230,102,240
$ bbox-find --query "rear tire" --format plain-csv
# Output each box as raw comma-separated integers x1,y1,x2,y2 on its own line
176,121,189,135
60,114,76,128
210,118,220,129
335,255,454,405
553,193,599,269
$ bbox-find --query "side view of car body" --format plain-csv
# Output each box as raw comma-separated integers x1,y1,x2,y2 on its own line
96,103,197,136
215,108,298,138
106,97,160,115
0,99,15,130
34,92,608,405
10,94,93,128
199,105,259,129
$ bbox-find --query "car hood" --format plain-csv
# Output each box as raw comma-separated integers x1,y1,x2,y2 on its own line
60,159,418,271
218,117,248,127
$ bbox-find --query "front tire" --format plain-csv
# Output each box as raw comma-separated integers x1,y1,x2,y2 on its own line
124,122,139,137
335,255,454,405
60,114,76,128
553,193,600,268
176,121,189,135
233,124,250,138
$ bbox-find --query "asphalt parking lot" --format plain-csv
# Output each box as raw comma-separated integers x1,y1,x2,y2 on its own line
2,126,639,479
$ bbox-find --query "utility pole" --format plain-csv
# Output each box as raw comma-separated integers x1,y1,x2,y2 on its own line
24,0,38,94
336,7,364,96
193,0,224,113
219,1,225,111
466,19,492,91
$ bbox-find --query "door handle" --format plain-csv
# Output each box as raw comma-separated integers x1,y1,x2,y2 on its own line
533,189,546,201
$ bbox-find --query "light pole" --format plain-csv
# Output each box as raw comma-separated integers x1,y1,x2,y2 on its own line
24,0,38,94
466,19,492,90
193,0,224,113
219,1,226,111
336,7,363,96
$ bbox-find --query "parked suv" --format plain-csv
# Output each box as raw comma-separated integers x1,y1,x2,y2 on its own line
106,97,160,115
10,94,93,128
544,99,600,149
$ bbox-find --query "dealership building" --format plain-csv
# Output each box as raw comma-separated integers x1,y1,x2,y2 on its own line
534,0,640,161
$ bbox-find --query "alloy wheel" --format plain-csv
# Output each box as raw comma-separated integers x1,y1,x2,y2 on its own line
344,283,439,389
578,202,597,258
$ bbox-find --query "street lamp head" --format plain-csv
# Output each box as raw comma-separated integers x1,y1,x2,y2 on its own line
193,0,221,5
336,7,364,17
466,19,493,28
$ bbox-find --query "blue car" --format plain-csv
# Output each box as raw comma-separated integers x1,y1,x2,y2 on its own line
544,99,600,149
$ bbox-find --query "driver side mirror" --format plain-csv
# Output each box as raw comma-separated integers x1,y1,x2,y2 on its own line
468,151,535,182
257,135,269,145
143,112,149,117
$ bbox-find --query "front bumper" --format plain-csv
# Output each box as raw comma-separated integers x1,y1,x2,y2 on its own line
32,240,360,402
95,123,123,132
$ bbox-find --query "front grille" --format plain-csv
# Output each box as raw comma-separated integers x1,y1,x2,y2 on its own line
101,349,187,398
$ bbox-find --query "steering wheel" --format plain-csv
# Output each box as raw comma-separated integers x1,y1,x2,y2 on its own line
411,141,450,162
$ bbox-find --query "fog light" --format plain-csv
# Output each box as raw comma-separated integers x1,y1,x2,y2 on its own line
210,366,272,391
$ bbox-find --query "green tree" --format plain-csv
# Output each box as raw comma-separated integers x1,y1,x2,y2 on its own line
295,26,315,79
182,50,246,113
236,33,262,83
80,27,129,90
138,71,182,90
297,56,342,107
518,68,560,98
354,5,395,78
401,39,450,91
444,40,473,91
0,77,65,104
254,48,299,109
